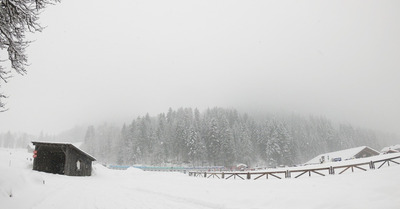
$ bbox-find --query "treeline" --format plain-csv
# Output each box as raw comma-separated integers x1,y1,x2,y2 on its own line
81,107,396,167
0,132,33,148
0,126,86,149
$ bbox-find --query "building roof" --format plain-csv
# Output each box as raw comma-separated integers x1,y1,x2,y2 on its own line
32,141,96,161
381,144,400,153
306,146,380,165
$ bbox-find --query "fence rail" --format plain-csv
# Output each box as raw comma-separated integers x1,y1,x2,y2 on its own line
188,154,400,180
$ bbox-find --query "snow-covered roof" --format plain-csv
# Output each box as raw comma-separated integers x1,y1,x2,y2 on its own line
306,146,380,165
32,141,96,161
72,142,83,148
381,144,400,153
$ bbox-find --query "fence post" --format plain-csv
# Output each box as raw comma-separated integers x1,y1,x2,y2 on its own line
222,172,225,179
204,172,207,178
286,170,291,178
329,166,335,175
369,161,375,169
247,172,251,180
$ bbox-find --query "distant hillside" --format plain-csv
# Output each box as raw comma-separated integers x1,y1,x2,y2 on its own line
80,107,399,167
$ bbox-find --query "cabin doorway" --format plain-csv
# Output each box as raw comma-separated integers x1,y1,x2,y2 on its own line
34,147,66,174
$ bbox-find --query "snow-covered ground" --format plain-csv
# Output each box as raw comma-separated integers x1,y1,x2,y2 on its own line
1,148,400,209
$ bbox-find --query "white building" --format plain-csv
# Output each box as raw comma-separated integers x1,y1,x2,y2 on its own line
381,144,400,154
306,146,380,165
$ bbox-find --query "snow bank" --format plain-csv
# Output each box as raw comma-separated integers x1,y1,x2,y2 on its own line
125,166,145,174
1,148,400,209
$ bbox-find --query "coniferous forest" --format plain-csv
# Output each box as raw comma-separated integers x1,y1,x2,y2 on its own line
79,107,396,167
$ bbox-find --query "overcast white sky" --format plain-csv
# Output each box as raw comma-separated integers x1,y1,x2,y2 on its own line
1,0,399,136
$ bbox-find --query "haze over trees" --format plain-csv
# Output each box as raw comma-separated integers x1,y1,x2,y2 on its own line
78,107,397,167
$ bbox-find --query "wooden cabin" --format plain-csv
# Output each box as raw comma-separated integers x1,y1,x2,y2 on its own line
32,141,96,176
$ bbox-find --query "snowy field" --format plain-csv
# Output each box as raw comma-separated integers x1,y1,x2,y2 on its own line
1,148,400,209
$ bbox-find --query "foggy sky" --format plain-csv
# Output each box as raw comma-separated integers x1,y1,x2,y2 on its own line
1,0,399,136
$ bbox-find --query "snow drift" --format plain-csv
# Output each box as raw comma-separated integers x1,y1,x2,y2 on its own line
1,148,400,209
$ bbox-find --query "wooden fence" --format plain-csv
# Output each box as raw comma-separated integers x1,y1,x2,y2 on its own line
188,154,400,180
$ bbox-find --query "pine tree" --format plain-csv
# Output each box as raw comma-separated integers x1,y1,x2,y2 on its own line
205,118,220,165
219,118,235,166
186,126,198,165
116,124,128,165
83,126,96,156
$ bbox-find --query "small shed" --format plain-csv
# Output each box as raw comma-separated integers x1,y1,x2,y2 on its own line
32,141,96,176
306,146,380,165
236,164,248,171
